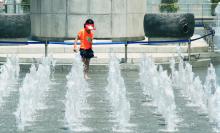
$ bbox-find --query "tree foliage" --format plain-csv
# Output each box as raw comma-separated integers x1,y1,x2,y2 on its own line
21,0,30,4
160,0,179,13
21,0,30,13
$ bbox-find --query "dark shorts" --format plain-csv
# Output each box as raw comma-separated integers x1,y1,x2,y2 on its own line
80,48,94,59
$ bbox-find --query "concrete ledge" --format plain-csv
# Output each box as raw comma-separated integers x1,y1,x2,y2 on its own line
1,58,211,73
0,52,201,64
0,40,208,54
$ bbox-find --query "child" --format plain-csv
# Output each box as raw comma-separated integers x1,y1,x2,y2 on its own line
73,19,96,79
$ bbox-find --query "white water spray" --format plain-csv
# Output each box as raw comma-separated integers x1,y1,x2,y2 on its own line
203,64,220,127
208,86,220,132
15,57,52,131
204,64,217,97
106,53,131,132
170,57,207,112
199,63,220,132
0,55,19,107
169,53,220,131
139,56,157,100
140,55,179,132
64,54,91,132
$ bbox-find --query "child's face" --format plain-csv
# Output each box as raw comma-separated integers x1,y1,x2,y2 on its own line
85,24,95,30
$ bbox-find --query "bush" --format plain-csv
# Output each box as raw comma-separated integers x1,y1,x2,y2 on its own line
21,0,30,13
160,0,179,13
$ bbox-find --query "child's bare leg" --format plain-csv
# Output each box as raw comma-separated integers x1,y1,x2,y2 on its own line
83,58,90,79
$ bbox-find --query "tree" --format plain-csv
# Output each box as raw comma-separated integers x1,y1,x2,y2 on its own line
160,0,179,13
21,0,30,13
211,0,220,15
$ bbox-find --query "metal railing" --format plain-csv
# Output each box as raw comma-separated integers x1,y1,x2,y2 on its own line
0,28,215,62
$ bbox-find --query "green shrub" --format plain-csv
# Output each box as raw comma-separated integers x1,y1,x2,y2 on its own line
160,0,179,13
21,0,30,13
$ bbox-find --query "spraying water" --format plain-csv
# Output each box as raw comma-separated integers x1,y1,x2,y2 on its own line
64,54,92,132
139,55,157,100
208,85,220,132
139,55,179,132
0,55,19,107
170,52,220,131
204,64,217,97
15,57,52,131
203,64,220,132
106,53,132,132
170,57,207,113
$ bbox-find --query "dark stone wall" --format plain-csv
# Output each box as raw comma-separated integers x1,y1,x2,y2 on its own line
144,13,195,38
0,14,31,38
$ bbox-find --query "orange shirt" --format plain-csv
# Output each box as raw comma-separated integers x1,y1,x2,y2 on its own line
78,29,94,50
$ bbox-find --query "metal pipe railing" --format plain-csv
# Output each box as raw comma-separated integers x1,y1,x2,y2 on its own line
0,29,214,62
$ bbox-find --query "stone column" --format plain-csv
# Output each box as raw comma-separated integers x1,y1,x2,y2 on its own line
31,0,146,41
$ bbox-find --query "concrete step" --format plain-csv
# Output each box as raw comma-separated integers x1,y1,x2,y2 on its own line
0,52,212,65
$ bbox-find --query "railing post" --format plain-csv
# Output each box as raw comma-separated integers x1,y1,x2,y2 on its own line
202,4,204,25
13,0,16,13
125,41,128,63
187,3,190,13
4,4,7,13
211,31,215,52
188,40,191,61
45,40,48,57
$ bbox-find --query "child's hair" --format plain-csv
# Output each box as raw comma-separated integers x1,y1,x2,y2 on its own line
84,19,94,28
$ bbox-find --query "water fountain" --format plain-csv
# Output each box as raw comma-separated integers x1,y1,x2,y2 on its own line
0,53,220,132
170,57,207,112
204,64,217,97
209,86,220,132
170,54,220,131
15,57,52,130
105,53,132,132
139,55,157,100
0,55,19,107
139,55,179,132
204,64,220,130
64,54,92,132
